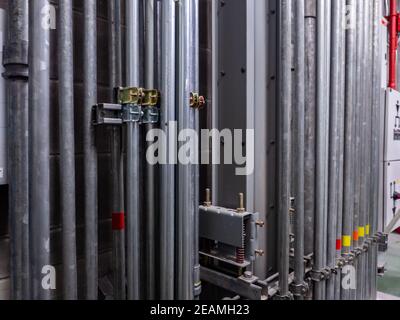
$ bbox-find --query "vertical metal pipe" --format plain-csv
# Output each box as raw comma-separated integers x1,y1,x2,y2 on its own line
108,0,126,300
293,0,306,300
327,0,344,300
29,0,50,300
354,0,364,301
59,0,78,300
3,0,30,300
361,0,373,300
341,0,357,301
334,0,346,301
83,0,98,300
191,0,201,301
277,0,292,299
126,0,141,300
177,0,195,300
314,0,329,300
144,0,156,300
370,0,383,300
160,0,176,300
304,0,317,258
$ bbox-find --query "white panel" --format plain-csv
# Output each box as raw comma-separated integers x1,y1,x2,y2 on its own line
383,161,400,232
384,89,400,162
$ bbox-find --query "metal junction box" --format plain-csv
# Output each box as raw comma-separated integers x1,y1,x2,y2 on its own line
384,89,400,162
383,161,400,232
0,9,7,185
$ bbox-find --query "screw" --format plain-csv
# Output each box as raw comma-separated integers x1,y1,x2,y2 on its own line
204,188,212,207
237,193,245,213
244,271,253,279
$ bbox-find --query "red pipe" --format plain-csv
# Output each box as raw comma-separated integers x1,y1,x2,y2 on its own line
389,0,398,89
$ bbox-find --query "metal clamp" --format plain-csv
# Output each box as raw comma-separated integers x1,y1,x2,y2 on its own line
190,92,206,109
343,252,355,265
310,268,331,282
123,104,143,123
290,282,309,297
118,87,159,106
274,292,294,301
353,247,363,258
142,106,160,124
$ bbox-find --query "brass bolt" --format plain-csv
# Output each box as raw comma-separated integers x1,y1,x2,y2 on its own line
237,193,245,213
204,188,212,207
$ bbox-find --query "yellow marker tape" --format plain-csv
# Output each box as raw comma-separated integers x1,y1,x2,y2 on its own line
358,226,365,238
366,225,370,236
343,235,352,248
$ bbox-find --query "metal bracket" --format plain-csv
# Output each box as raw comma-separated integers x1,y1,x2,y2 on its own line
93,87,160,126
92,103,123,126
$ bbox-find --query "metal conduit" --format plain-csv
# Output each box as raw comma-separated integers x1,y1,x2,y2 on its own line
370,0,384,301
314,0,329,300
29,0,51,301
59,0,77,300
144,0,156,300
3,0,30,301
191,0,201,301
326,0,345,301
334,0,346,301
293,0,306,301
277,0,292,299
126,0,141,300
304,0,317,260
83,0,98,300
177,0,195,300
160,0,176,300
354,0,365,301
108,0,126,300
341,0,357,301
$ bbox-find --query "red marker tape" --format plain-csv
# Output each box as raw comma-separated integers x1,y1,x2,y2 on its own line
336,239,342,251
112,212,125,231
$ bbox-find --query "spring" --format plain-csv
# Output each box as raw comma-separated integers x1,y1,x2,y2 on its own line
236,247,245,264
